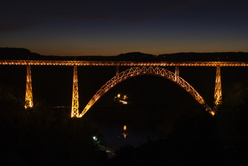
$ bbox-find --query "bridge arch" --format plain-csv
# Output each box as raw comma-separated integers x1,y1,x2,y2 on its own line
79,66,213,117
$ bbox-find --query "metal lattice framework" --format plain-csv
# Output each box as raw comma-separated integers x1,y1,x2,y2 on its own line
24,65,34,109
213,67,222,112
2,60,246,117
71,66,80,118
1,60,248,67
79,66,214,117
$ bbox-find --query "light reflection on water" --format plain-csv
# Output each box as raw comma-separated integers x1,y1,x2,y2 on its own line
98,122,162,149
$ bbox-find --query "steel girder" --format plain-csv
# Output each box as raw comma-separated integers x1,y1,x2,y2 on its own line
79,66,213,117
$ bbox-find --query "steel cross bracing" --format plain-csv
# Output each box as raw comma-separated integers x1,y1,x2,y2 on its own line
214,67,222,112
79,66,214,117
2,60,246,117
1,60,248,67
71,66,80,118
24,65,34,109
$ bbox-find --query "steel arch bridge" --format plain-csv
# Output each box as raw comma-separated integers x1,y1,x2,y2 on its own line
0,59,233,117
79,66,213,117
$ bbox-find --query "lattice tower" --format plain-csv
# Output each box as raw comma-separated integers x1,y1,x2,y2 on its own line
71,66,80,117
24,65,34,109
175,66,179,82
213,66,222,112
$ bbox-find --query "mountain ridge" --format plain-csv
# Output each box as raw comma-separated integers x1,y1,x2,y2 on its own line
1,47,248,61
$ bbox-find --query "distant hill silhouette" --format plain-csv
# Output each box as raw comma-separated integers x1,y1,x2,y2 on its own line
157,52,248,61
0,48,42,60
1,47,248,61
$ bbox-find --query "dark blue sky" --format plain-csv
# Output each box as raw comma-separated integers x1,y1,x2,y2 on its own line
1,0,248,56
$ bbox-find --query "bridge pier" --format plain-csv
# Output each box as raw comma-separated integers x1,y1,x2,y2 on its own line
71,66,80,118
175,66,179,82
24,65,34,109
213,66,222,113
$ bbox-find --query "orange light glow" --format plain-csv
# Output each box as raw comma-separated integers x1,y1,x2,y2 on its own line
123,95,128,100
122,133,127,139
209,111,215,116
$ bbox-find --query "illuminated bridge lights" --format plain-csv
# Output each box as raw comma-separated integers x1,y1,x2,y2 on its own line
80,66,214,117
1,60,248,67
1,60,247,118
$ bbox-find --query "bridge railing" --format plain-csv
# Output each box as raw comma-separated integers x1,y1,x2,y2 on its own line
1,60,248,67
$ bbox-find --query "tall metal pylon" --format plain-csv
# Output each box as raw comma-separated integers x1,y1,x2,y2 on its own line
213,66,222,113
71,66,80,118
175,66,179,82
24,65,34,109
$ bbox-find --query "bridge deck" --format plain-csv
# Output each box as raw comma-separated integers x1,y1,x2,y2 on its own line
1,60,248,67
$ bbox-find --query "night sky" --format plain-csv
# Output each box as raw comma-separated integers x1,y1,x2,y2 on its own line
1,0,248,56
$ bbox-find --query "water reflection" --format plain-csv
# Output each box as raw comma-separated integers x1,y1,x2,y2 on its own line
98,122,161,149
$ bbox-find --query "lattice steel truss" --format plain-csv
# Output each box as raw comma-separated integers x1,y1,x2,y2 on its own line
1,60,248,67
214,67,222,112
24,65,34,109
1,60,234,117
79,66,214,117
71,66,80,117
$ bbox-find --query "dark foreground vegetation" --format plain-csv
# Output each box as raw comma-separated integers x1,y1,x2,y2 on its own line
1,48,248,165
0,82,108,165
1,80,248,166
